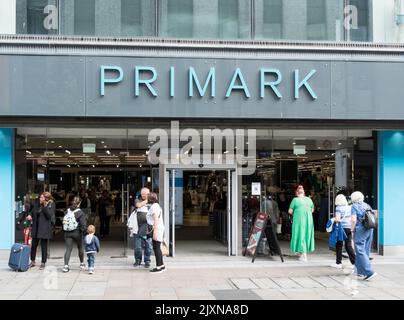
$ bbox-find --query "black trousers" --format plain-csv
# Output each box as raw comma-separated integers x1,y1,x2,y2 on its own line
336,228,356,265
99,214,110,236
64,230,84,266
31,238,48,263
152,240,164,267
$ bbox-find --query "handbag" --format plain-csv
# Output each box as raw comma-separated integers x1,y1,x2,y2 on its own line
161,241,169,256
362,209,377,229
106,205,115,217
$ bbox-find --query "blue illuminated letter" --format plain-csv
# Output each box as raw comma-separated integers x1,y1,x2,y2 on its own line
260,69,282,99
226,68,251,98
188,67,216,97
135,66,157,97
294,69,317,99
100,66,123,96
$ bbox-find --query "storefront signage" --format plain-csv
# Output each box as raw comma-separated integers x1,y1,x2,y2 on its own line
293,145,306,155
100,66,317,100
251,182,261,196
82,143,96,153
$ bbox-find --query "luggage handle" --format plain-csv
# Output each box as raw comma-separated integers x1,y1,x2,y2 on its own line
13,246,23,253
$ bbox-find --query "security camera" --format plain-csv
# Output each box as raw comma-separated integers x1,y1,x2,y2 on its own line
198,164,204,168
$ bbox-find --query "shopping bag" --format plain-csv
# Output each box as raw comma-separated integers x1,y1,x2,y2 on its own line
161,242,169,256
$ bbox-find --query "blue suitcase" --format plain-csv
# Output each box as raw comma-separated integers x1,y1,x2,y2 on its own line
8,243,31,272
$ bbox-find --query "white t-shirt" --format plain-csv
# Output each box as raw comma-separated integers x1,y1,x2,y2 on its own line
146,203,164,242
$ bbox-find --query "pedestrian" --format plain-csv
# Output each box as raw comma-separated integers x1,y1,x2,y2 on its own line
350,191,377,281
288,185,315,262
129,187,152,268
62,196,87,273
97,190,112,239
146,192,166,273
27,192,56,270
277,192,292,240
330,194,355,269
79,189,92,225
84,225,100,275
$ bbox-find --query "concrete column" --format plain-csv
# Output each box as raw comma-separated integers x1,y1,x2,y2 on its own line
95,0,121,36
0,129,15,249
60,0,74,35
283,0,307,40
159,0,169,36
378,131,404,255
254,0,264,38
193,0,218,38
325,0,338,40
238,0,250,39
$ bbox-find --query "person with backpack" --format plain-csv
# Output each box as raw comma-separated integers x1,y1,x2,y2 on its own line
26,192,56,270
62,196,87,273
350,191,377,281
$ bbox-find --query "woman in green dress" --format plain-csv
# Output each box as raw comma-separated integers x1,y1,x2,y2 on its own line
288,185,315,262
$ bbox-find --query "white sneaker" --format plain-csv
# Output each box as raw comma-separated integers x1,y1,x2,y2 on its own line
298,255,307,262
62,265,70,273
344,264,355,270
330,263,343,269
80,263,86,270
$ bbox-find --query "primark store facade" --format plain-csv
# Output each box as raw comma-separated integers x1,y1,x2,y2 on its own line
1,0,404,256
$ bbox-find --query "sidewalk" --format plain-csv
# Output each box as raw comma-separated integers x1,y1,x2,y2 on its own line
1,244,404,300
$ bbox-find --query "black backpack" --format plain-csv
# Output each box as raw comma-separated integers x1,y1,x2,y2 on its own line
362,208,377,230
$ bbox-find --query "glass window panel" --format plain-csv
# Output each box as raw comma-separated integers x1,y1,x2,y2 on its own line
307,0,326,40
22,0,59,35
159,0,250,40
348,0,370,41
255,0,283,39
74,0,95,35
121,0,155,37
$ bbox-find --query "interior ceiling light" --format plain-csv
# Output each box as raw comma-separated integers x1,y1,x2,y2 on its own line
25,150,31,154
51,141,55,144
65,150,71,155
101,141,104,144
58,145,63,148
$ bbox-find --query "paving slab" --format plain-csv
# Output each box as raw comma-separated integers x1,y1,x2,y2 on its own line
252,289,287,300
271,277,302,289
230,278,259,290
290,276,325,288
250,277,280,289
311,276,343,288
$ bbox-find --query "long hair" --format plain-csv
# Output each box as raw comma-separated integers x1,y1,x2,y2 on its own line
41,192,54,202
148,192,159,204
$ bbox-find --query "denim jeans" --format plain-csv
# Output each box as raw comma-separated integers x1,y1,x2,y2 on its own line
354,224,374,277
134,234,152,263
87,253,95,269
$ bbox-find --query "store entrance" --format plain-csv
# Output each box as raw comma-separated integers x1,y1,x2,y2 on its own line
162,165,238,257
14,128,154,259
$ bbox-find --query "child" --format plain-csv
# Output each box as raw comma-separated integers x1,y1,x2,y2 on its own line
84,225,100,274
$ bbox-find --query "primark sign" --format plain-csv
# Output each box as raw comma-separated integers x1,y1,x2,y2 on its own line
100,65,318,100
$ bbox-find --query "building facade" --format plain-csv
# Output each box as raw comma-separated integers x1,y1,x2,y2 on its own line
1,0,404,256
